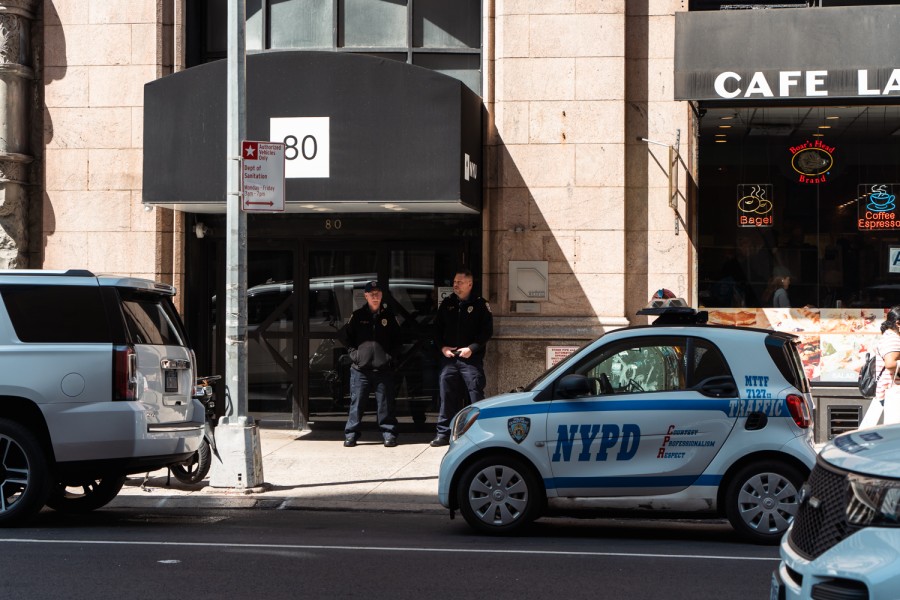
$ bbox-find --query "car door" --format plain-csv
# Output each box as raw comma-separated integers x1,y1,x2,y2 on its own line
544,335,738,498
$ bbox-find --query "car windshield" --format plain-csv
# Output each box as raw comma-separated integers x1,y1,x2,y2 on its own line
120,290,188,346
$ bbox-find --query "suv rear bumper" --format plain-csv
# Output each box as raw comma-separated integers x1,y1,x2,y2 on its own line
44,398,205,465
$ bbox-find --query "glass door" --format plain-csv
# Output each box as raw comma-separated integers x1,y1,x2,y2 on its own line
387,249,458,423
306,249,378,420
304,245,461,424
245,249,298,423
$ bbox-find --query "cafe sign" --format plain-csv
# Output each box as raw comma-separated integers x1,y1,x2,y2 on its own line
858,184,900,231
737,184,774,228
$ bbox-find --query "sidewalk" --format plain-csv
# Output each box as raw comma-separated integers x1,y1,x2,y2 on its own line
111,426,448,515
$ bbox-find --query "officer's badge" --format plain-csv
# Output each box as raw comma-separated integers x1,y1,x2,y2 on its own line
467,305,474,313
381,318,388,326
507,417,530,444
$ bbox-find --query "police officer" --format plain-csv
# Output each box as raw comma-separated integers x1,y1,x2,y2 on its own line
431,269,493,447
342,281,401,448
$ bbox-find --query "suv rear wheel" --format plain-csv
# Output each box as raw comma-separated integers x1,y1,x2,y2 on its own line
46,475,127,514
0,418,52,527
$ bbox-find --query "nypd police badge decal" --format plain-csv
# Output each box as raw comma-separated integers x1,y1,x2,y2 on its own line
508,417,530,444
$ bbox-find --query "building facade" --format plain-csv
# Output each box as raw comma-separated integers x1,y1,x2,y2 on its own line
13,0,896,437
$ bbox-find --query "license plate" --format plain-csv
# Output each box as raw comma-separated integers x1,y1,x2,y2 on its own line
165,369,178,393
770,571,783,600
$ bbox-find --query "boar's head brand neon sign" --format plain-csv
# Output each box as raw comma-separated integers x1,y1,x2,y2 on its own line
858,184,900,231
789,140,834,184
737,184,774,228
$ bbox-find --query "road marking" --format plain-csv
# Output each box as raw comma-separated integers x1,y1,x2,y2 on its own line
0,539,778,561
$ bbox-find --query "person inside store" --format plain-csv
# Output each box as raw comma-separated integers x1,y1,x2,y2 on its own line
859,305,900,429
431,268,493,447
340,281,402,448
771,275,791,308
709,247,752,307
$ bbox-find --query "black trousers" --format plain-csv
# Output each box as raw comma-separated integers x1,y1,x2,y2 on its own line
344,368,398,437
436,356,485,437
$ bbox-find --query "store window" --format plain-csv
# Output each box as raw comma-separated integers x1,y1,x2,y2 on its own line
698,104,900,310
698,104,900,383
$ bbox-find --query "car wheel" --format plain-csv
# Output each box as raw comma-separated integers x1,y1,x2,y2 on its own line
724,461,804,545
456,454,542,534
170,440,212,484
0,418,52,527
46,475,127,514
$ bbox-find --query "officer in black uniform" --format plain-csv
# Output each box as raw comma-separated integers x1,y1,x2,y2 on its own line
341,281,402,448
431,269,493,447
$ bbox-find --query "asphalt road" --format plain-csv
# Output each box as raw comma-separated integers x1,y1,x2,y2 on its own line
0,508,779,600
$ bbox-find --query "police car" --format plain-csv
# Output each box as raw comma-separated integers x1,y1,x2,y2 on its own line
437,301,817,544
771,423,900,599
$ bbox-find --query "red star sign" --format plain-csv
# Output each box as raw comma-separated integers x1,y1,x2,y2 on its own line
242,141,258,159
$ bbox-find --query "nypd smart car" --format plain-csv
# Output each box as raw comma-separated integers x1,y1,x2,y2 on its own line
437,302,817,544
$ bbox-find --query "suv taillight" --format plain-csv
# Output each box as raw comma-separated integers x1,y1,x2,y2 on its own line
113,344,137,401
786,393,811,428
190,348,198,391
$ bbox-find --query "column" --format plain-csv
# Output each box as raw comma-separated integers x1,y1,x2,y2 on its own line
0,0,35,268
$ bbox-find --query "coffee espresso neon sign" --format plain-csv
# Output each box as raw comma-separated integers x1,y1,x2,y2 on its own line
858,183,900,231
737,184,774,228
789,140,834,184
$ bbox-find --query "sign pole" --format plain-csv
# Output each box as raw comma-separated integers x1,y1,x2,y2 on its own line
210,0,264,489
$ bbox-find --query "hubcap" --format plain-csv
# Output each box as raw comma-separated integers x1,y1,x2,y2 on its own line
0,434,30,513
737,472,799,534
467,464,529,527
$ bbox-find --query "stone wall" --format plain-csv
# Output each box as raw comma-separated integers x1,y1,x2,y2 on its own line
41,0,179,283
483,0,691,395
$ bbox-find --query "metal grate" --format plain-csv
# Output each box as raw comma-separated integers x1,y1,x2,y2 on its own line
810,577,868,600
828,405,862,440
788,458,863,560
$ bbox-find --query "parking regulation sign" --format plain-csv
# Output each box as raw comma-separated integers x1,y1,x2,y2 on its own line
241,140,285,212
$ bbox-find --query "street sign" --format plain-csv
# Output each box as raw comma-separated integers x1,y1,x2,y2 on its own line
241,140,285,212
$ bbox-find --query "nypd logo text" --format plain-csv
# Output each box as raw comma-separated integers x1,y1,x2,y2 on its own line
551,424,640,462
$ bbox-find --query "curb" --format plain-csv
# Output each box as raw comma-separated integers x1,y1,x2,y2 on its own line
107,495,448,515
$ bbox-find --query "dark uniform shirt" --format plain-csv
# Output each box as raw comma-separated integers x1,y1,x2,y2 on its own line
341,303,401,371
435,294,493,356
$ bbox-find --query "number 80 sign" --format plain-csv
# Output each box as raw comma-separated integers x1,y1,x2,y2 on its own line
269,117,330,179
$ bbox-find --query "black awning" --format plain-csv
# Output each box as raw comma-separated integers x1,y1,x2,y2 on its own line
143,51,483,213
675,6,900,102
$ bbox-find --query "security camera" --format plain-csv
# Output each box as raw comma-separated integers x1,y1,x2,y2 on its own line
194,223,209,239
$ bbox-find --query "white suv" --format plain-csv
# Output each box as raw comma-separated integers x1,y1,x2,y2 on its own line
0,270,205,525
772,423,900,599
438,302,817,544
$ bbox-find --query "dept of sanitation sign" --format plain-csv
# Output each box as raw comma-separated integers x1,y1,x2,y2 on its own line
241,140,285,212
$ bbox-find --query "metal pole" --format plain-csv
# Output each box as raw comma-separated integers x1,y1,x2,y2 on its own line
225,0,247,419
210,0,264,489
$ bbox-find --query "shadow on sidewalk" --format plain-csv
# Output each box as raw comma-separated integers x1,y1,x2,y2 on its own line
271,418,440,442
265,474,438,492
292,427,438,444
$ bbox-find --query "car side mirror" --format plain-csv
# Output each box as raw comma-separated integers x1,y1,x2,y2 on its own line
556,374,592,399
